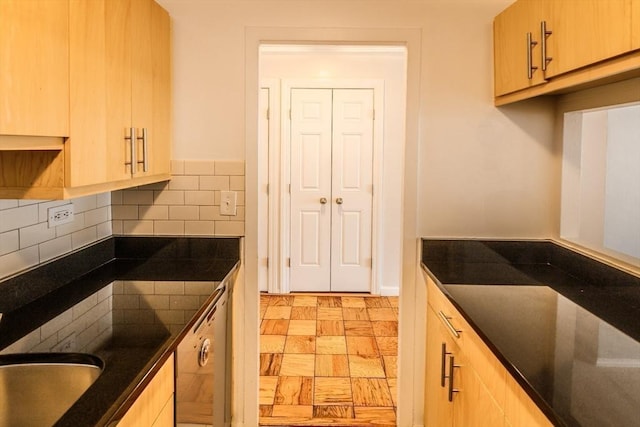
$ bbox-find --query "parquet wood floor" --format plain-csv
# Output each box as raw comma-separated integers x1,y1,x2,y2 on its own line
259,294,398,427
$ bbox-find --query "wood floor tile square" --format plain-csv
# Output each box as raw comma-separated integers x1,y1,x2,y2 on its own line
393,307,399,319
292,295,318,307
341,296,367,308
367,308,396,321
259,376,279,405
315,354,350,377
259,404,273,417
313,405,355,418
291,306,317,320
351,378,393,406
268,295,295,306
348,354,386,377
353,406,396,422
259,353,283,375
372,321,398,337
260,335,286,353
315,336,347,354
382,355,397,378
317,307,343,320
314,377,352,405
317,296,342,307
272,404,314,418
342,307,369,321
364,297,391,308
344,320,374,336
317,320,345,336
279,354,315,376
375,336,398,356
260,305,267,319
260,319,289,335
387,296,399,307
260,294,271,307
346,336,379,356
284,335,316,354
264,306,292,320
274,376,313,405
387,378,398,407
287,320,317,335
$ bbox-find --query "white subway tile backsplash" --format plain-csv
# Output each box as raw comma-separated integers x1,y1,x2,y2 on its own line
0,205,38,233
154,220,185,235
168,175,199,190
55,212,86,236
19,222,56,248
111,191,123,206
96,192,111,208
85,206,110,227
200,176,229,191
72,227,98,250
97,221,112,239
37,200,68,222
139,205,169,220
215,221,245,236
229,176,245,191
185,190,215,206
72,195,98,213
184,160,216,176
0,246,39,279
171,160,185,175
0,230,19,256
123,190,154,205
122,220,153,235
0,200,19,210
39,235,72,262
112,205,139,220
153,190,185,205
184,221,215,235
169,205,199,220
199,206,227,221
215,160,244,176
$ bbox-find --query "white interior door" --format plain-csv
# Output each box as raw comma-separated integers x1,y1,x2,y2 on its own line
290,88,374,293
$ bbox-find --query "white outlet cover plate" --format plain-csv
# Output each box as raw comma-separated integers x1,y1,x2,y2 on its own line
48,204,74,228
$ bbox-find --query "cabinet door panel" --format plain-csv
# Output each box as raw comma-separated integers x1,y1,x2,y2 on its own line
493,0,546,96
633,0,640,49
545,0,633,77
0,0,69,137
425,307,454,427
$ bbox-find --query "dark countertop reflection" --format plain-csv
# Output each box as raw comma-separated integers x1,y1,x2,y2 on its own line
422,239,640,427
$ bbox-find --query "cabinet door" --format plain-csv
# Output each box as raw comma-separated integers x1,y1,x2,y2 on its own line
105,0,134,182
493,0,546,96
452,349,505,427
149,1,171,177
0,0,69,137
545,0,633,78
425,307,454,427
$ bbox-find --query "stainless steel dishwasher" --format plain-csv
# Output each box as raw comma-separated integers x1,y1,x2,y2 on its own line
176,280,229,427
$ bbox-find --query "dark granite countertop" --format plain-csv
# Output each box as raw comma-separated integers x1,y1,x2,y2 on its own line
0,236,241,427
421,239,640,427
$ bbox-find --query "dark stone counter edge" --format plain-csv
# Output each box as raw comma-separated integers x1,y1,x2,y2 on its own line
0,236,241,427
420,238,640,427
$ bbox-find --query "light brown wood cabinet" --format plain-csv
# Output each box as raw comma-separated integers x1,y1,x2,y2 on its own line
0,0,171,199
117,354,175,427
633,0,640,49
494,0,640,104
424,273,552,427
0,0,69,139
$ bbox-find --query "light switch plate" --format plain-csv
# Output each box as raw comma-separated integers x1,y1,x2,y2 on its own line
220,191,237,216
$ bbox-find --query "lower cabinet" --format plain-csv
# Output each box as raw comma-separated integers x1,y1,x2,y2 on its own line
424,273,551,427
117,354,175,427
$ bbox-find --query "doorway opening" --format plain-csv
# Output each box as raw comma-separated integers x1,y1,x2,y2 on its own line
257,44,407,296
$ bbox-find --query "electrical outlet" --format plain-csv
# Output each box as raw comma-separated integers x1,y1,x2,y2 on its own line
220,191,237,216
48,204,74,228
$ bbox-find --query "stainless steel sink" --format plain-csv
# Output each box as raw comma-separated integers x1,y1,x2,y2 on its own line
0,353,104,427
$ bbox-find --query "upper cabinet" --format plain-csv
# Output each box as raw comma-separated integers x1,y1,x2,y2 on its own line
1,0,171,199
0,0,69,138
494,0,640,104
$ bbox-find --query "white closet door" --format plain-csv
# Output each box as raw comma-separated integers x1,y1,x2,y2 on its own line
289,88,333,292
330,89,374,292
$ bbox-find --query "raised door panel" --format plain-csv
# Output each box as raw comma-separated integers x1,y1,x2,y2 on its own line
0,0,69,137
105,0,134,182
493,0,546,96
545,0,633,78
425,307,454,427
150,1,171,176
68,0,108,187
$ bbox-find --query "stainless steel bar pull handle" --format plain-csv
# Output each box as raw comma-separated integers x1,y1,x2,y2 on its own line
441,343,452,387
336,197,343,205
541,21,552,71
448,356,459,402
136,128,149,172
527,32,539,79
438,310,461,338
320,197,328,204
125,127,136,175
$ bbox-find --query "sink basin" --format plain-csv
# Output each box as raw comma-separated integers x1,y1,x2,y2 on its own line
0,353,104,427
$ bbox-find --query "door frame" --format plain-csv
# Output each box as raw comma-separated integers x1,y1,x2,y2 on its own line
268,78,385,294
